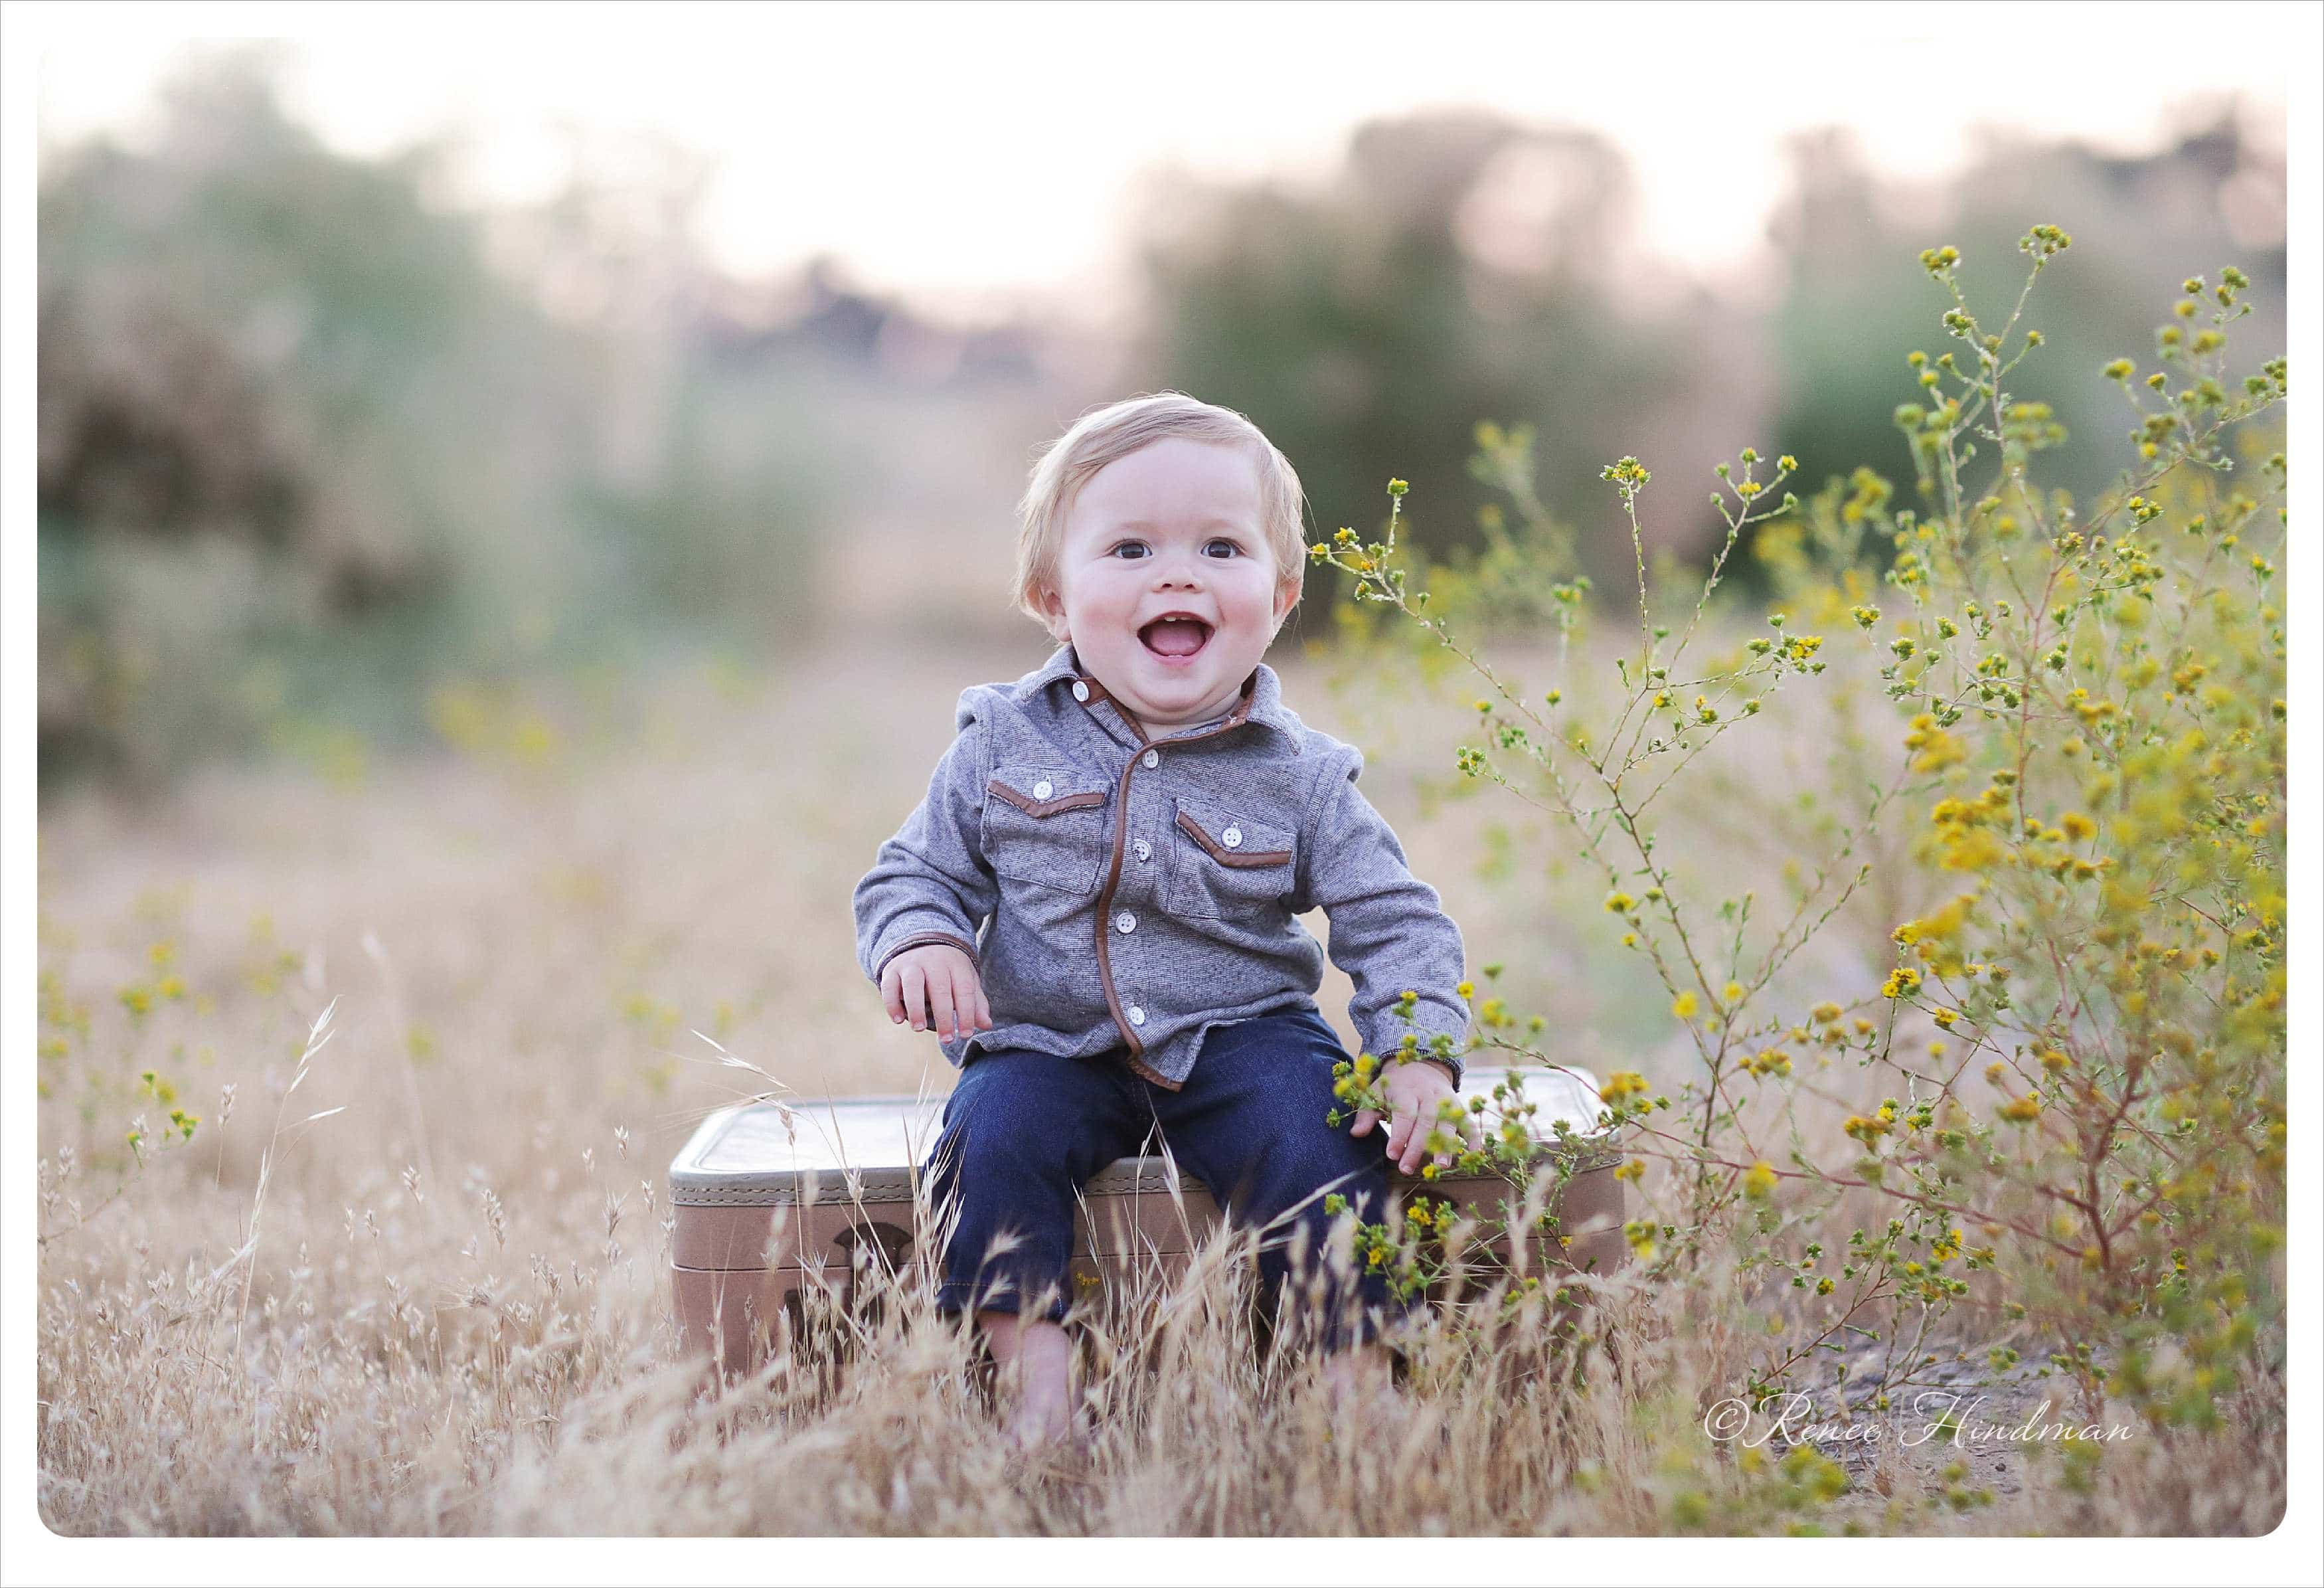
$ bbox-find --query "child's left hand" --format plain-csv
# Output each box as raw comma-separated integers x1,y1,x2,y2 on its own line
1350,1059,1468,1175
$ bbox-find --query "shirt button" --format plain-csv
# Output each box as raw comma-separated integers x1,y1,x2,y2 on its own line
1115,911,1137,934
1133,839,1152,862
1127,1005,1147,1026
1072,680,1090,702
1142,749,1159,769
1033,779,1053,800
1222,825,1242,848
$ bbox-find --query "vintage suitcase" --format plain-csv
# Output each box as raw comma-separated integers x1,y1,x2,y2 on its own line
669,1064,1625,1377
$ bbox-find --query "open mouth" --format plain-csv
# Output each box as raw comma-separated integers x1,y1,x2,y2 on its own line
1137,614,1213,661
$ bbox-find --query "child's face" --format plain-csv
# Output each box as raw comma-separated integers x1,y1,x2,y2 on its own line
1038,437,1297,733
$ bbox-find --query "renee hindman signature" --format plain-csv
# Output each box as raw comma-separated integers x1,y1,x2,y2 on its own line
1704,1391,2135,1449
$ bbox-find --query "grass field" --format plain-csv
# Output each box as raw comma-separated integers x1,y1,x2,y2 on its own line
33,629,2277,1536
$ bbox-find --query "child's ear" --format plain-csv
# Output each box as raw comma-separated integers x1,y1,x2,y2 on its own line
1271,578,1301,634
1037,582,1072,643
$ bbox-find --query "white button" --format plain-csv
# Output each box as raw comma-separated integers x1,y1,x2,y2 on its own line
1142,749,1159,769
1222,826,1242,849
1032,779,1053,800
1071,680,1090,701
1115,911,1137,934
1133,839,1152,862
1127,1005,1147,1026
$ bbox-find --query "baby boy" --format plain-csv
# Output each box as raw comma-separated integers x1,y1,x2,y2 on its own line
852,392,1471,1449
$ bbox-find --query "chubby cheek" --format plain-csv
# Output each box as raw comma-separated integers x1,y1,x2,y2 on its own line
1218,576,1286,636
1098,581,1151,629
1072,582,1145,642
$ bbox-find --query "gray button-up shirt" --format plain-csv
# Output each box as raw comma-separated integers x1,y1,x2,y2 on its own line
853,644,1471,1089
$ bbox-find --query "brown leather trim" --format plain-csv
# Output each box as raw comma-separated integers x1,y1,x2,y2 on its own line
1092,750,1143,1065
1081,665,1263,1089
873,930,979,982
1221,673,1257,728
1066,667,1254,748
1173,809,1292,868
985,777,1106,819
1127,1049,1181,1091
1065,669,1148,747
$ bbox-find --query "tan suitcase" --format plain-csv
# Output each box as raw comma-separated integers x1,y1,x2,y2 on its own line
669,1065,1625,1378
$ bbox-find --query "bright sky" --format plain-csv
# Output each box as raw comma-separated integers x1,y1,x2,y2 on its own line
34,0,2292,326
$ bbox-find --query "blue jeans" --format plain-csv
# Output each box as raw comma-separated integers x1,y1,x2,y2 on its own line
922,1005,1406,1352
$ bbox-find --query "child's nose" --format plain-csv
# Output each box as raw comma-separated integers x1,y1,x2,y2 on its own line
1152,552,1206,588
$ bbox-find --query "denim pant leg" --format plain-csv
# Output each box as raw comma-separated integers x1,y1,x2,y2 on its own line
924,1046,1145,1324
1150,1006,1410,1352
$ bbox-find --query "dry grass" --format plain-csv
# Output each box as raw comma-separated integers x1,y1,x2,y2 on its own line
33,632,2280,1536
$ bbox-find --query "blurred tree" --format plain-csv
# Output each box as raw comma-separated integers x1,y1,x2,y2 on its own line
1132,108,2283,617
1765,116,2286,521
37,52,586,781
1128,109,1765,599
36,52,845,785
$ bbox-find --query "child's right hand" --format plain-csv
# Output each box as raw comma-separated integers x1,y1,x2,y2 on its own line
880,943,993,1039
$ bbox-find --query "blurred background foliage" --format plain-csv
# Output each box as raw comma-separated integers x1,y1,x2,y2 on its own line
1137,110,2284,588
35,52,2283,788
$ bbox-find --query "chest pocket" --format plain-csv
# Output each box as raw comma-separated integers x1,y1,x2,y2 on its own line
981,764,1110,894
1165,797,1296,919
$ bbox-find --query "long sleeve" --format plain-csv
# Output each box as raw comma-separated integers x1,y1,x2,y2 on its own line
1294,748,1471,1084
854,717,1000,986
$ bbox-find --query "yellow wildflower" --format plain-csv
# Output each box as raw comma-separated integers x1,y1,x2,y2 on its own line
1904,713,1967,772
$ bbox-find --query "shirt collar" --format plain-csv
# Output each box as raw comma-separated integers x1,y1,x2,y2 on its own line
1021,642,1297,746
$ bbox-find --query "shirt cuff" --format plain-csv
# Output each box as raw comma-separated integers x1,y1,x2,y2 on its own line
1359,1008,1471,1088
869,924,980,984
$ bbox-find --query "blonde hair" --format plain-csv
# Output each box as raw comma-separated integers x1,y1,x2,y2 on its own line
1013,391,1308,627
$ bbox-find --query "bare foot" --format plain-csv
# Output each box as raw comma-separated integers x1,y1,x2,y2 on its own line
981,1308,1077,1454
1001,1378,1075,1454
1321,1341,1404,1427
